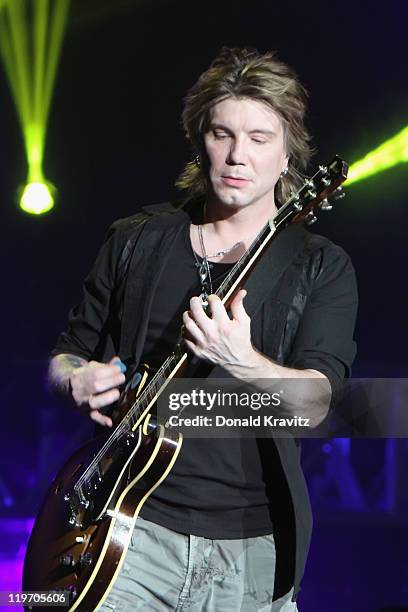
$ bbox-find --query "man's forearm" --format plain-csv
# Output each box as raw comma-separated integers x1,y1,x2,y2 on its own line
223,347,332,427
48,353,87,399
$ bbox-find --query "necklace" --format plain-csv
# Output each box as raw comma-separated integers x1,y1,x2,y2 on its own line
192,225,245,306
198,228,244,259
193,225,213,306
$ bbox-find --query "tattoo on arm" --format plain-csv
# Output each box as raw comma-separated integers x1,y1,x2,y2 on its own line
48,353,87,398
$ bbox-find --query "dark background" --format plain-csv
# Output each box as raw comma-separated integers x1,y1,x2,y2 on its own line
0,1,407,610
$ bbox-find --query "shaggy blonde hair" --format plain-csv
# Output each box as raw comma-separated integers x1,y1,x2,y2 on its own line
176,47,314,205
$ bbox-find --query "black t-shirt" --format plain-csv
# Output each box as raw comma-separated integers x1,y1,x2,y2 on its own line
138,223,275,538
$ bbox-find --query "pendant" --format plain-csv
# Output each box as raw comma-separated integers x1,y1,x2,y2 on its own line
200,292,209,307
198,262,207,283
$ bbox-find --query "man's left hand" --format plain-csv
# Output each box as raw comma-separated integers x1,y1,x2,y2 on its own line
182,289,255,368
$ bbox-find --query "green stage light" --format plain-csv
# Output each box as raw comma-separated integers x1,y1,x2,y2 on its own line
347,125,408,186
0,0,70,215
20,181,55,215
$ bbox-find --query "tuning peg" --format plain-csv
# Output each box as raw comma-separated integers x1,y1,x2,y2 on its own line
305,179,316,187
292,197,302,211
306,189,317,200
305,211,317,225
321,177,331,186
319,198,333,211
333,186,345,200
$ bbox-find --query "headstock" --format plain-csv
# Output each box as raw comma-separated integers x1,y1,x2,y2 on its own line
274,156,348,229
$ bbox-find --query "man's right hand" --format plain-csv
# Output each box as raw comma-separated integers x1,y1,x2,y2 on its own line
69,356,126,427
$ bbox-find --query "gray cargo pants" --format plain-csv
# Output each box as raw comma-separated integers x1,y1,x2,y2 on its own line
99,516,298,611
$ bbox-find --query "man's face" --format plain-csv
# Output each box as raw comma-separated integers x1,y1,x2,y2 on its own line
203,97,288,212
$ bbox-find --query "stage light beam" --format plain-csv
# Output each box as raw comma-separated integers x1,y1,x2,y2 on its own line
347,126,408,186
0,0,70,215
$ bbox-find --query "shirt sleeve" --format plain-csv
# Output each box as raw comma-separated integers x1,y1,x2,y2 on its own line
51,222,125,361
287,243,358,398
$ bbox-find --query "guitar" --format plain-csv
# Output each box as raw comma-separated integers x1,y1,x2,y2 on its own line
23,156,348,611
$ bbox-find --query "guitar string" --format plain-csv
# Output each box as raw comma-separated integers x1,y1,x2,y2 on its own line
75,353,176,490
77,349,185,490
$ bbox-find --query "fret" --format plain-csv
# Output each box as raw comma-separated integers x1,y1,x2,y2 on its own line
124,411,135,431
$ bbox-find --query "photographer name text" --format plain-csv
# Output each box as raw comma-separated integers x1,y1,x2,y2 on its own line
166,414,310,428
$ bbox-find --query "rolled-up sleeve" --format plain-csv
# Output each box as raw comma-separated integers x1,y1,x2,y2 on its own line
51,222,125,361
287,244,358,397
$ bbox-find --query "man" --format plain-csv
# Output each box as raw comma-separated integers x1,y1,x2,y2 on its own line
49,48,358,610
